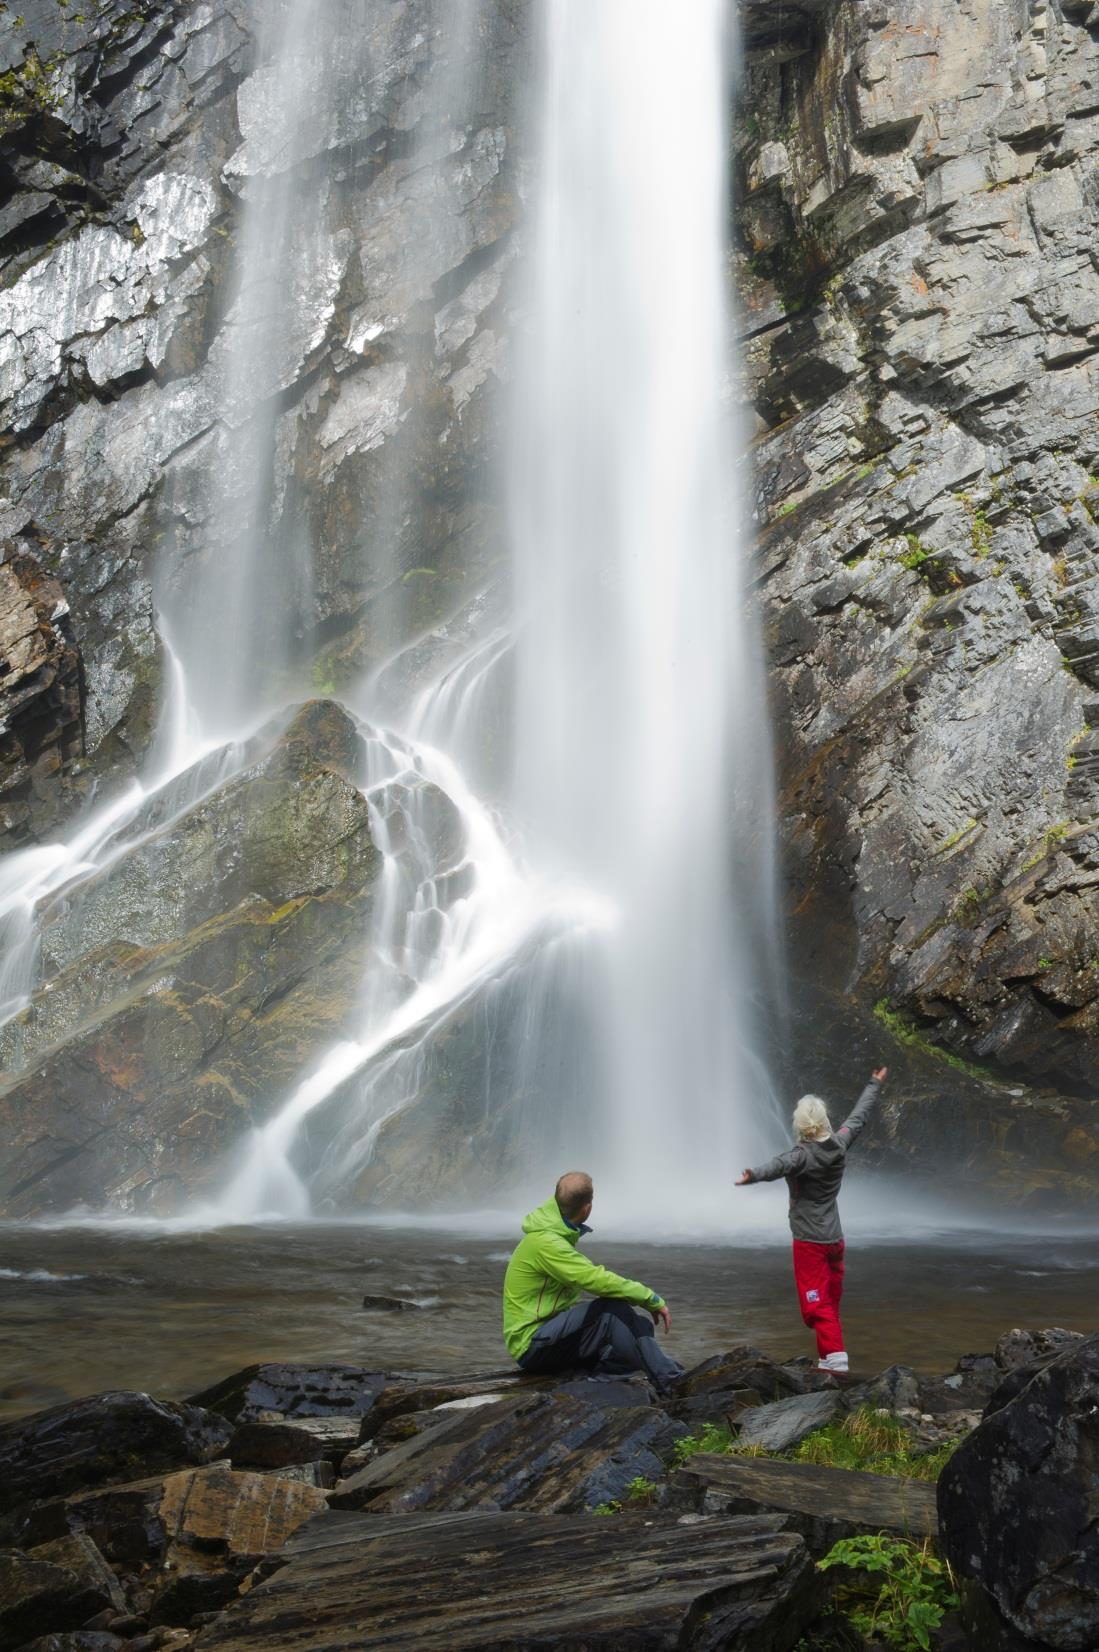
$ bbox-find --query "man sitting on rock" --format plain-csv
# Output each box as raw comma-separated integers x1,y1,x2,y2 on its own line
502,1171,684,1390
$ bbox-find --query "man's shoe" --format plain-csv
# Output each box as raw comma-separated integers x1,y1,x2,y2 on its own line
818,1352,849,1373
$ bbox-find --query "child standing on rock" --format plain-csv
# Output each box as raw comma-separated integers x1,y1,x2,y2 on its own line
735,1067,889,1374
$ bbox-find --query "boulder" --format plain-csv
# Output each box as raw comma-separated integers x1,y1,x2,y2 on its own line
228,1418,360,1470
145,1461,328,1626
668,1454,937,1556
938,1332,1099,1650
919,1352,1005,1416
187,1363,388,1427
331,1391,684,1514
736,1388,841,1452
670,1348,806,1425
993,1327,1085,1372
0,1393,231,1524
0,1535,122,1650
18,1458,327,1619
191,1507,821,1651
845,1364,921,1417
0,703,386,1218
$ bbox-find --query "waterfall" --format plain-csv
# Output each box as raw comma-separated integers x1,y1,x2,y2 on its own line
237,0,782,1221
506,0,780,1213
2,0,781,1228
158,0,361,746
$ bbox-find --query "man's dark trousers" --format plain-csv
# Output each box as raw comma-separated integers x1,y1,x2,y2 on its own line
518,1297,684,1387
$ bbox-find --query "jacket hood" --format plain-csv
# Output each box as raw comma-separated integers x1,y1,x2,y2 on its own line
521,1196,584,1242
804,1134,845,1165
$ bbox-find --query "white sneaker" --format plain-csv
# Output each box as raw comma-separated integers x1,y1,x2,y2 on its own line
818,1352,849,1373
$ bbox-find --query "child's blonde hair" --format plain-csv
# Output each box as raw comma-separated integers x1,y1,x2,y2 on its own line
792,1094,832,1141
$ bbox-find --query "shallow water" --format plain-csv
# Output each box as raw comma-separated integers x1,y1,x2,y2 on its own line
2,1223,1097,1420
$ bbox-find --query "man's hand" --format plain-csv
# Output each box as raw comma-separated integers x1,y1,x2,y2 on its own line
872,1065,889,1083
734,1170,752,1186
651,1304,672,1335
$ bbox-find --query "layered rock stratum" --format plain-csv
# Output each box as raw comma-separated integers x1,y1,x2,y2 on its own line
741,0,1099,1198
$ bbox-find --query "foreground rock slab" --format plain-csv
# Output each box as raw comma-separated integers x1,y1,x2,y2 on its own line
0,1394,232,1525
669,1453,937,1555
331,1391,682,1514
939,1331,1099,1650
188,1363,388,1425
669,1347,835,1427
736,1389,841,1452
194,1507,820,1652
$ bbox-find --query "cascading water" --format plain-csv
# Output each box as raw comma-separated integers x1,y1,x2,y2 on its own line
159,0,365,747
194,0,783,1223
1,0,781,1229
506,0,780,1213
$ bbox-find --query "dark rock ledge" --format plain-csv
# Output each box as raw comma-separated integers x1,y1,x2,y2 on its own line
0,1327,1093,1651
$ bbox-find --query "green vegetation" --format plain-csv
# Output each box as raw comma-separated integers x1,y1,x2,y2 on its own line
310,656,339,697
1022,820,1071,871
671,1421,735,1466
900,534,929,571
0,49,64,132
590,1475,662,1515
874,998,989,1083
969,508,992,557
788,1408,960,1483
817,1535,959,1651
1067,725,1090,772
933,816,978,855
672,1408,960,1484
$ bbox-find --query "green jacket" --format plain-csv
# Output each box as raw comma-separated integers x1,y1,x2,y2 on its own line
501,1195,665,1361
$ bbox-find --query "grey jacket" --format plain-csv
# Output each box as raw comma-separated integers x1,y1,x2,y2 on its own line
747,1080,882,1243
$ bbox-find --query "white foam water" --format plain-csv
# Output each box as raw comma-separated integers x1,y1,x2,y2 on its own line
505,0,781,1204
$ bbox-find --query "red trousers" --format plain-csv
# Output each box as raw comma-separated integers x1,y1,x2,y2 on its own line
792,1239,846,1359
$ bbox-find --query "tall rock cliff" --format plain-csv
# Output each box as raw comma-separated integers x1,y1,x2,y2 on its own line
742,0,1099,1200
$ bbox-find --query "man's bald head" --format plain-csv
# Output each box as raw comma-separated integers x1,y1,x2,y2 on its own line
555,1171,594,1223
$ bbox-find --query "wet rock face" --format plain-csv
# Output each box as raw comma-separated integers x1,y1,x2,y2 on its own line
0,541,84,841
938,1332,1099,1650
0,701,387,1218
742,0,1099,1185
0,0,523,842
0,1,249,832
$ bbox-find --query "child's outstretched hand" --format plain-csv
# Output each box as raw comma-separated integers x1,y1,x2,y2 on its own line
734,1171,752,1186
872,1065,889,1082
